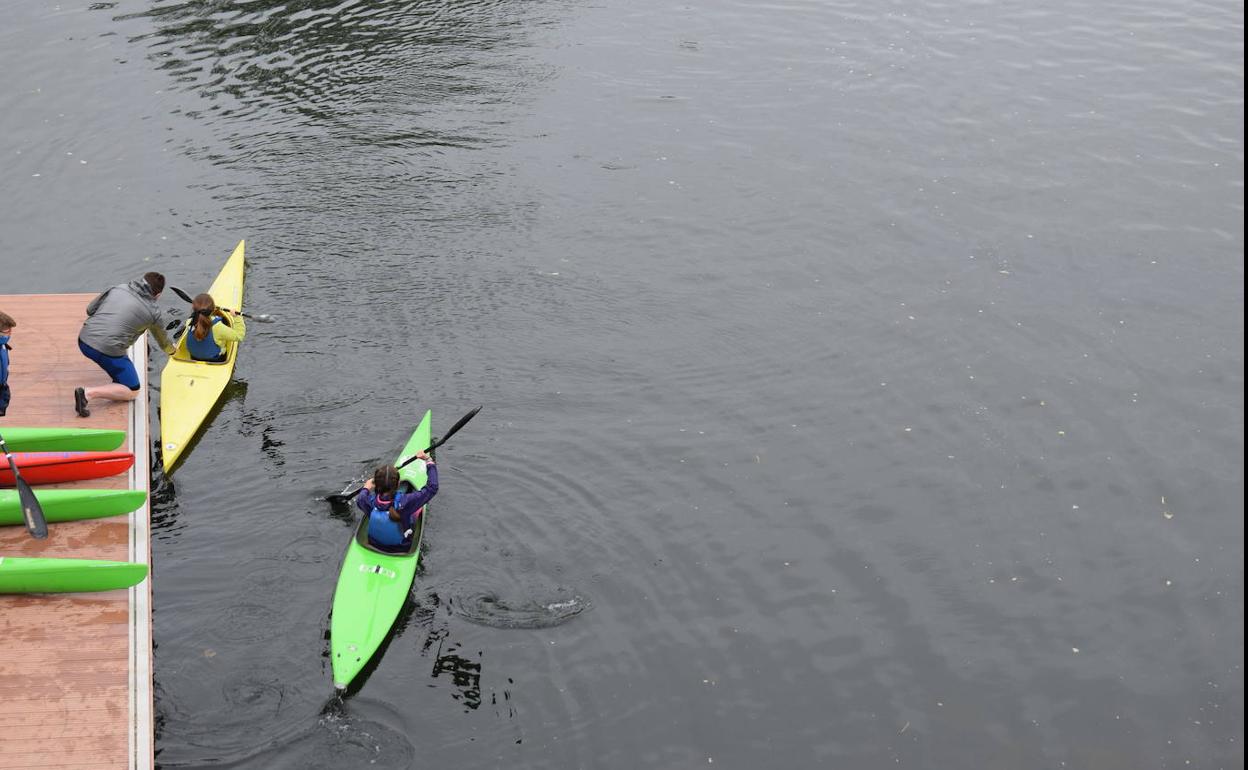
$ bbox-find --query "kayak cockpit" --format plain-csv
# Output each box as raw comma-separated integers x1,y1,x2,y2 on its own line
353,482,424,557
171,331,237,365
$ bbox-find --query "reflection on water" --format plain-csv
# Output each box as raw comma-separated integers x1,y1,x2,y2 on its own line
115,0,543,131
154,378,248,476
150,379,248,539
105,0,553,252
429,630,484,711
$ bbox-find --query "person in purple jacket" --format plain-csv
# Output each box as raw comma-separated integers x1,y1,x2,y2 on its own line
356,449,438,552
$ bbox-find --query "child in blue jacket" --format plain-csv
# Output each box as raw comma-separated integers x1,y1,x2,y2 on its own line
356,451,439,552
0,310,15,416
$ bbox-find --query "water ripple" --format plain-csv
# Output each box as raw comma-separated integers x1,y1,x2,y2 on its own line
449,588,589,629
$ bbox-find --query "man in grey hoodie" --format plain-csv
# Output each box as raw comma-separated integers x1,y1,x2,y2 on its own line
74,271,177,417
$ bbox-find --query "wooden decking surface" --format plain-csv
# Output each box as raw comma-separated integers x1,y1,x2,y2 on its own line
0,293,153,770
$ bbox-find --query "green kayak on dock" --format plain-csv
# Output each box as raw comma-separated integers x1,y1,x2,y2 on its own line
0,426,126,453
0,557,148,593
330,410,432,690
0,488,147,527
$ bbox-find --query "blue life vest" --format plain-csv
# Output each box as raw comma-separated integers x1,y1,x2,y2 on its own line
186,317,224,361
367,492,407,546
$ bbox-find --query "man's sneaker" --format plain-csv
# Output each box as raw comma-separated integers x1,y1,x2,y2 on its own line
74,387,90,418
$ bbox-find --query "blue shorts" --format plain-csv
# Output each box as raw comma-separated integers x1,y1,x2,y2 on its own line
78,339,141,391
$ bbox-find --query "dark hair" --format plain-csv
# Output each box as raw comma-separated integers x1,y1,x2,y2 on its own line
191,293,216,340
144,272,166,295
0,310,15,330
373,465,402,520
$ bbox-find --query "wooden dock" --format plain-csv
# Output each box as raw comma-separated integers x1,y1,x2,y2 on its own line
0,294,153,770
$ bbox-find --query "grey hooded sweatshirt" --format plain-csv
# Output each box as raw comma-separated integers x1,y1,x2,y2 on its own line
78,278,176,357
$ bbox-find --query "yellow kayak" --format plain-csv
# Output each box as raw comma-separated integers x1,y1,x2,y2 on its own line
159,240,246,471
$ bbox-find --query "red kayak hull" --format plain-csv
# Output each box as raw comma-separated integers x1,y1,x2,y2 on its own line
0,452,135,486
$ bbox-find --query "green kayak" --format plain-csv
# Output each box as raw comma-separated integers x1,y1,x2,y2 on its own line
330,410,432,690
0,557,148,593
0,426,126,452
0,488,147,527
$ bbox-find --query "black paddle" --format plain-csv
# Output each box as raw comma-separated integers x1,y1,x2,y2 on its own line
325,406,482,505
169,285,275,323
0,432,48,539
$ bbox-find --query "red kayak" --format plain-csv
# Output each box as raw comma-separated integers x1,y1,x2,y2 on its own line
0,451,135,486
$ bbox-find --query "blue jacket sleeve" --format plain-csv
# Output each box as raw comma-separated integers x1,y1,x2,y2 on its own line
355,489,376,515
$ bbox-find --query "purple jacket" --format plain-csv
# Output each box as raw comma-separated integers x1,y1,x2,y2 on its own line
355,462,439,528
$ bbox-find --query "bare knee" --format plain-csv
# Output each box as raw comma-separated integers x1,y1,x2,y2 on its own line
86,384,141,402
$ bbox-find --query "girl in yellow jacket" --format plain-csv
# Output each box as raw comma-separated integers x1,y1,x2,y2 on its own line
185,293,246,363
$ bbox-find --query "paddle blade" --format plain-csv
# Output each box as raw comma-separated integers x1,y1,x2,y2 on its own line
16,477,48,539
325,486,363,505
170,285,195,304
0,435,48,538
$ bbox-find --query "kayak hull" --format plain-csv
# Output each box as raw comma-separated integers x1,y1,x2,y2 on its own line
0,557,148,594
330,410,432,689
0,427,126,453
160,239,246,472
0,451,135,486
0,488,147,526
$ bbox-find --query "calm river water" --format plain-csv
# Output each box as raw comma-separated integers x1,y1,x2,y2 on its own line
1,0,1242,767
